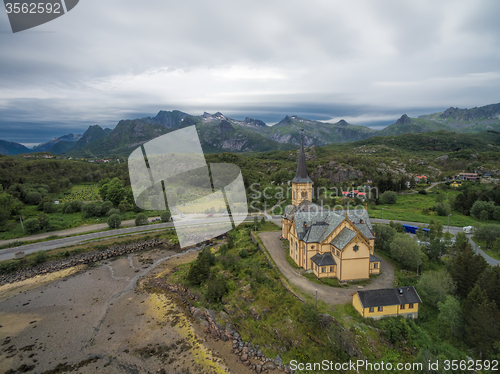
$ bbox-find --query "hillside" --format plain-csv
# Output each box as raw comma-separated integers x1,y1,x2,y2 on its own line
0,140,32,155
32,133,82,152
264,116,377,146
380,103,500,136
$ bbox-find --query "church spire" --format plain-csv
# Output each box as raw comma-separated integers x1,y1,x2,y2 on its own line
291,129,313,184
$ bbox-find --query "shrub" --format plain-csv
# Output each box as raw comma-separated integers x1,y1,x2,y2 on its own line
25,191,42,205
135,213,148,226
380,191,397,204
418,189,428,195
43,201,56,214
219,244,228,255
108,214,122,229
238,248,248,258
24,217,41,234
160,211,171,222
107,208,121,216
206,274,227,303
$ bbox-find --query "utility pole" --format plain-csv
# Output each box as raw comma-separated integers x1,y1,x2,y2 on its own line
315,289,318,309
448,214,451,232
20,216,24,232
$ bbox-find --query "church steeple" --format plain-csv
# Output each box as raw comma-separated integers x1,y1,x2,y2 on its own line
291,129,313,206
292,130,313,184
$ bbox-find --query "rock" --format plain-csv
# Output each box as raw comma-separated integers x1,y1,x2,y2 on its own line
266,362,276,370
256,364,262,373
241,353,248,362
274,356,282,366
436,154,449,162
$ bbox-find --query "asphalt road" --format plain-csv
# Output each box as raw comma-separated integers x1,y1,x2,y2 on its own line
0,216,258,261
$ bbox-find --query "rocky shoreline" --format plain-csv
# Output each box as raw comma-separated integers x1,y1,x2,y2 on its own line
0,238,168,285
148,280,294,374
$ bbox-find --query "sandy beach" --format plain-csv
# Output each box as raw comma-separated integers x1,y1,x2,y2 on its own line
0,246,253,374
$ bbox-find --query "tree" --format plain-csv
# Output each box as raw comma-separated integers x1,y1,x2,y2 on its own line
219,244,228,255
477,266,500,309
25,191,42,205
470,200,495,220
389,233,427,271
135,213,148,226
107,208,121,216
449,246,487,299
380,191,397,204
107,214,122,229
462,285,500,357
24,217,40,234
373,224,397,252
160,211,171,222
105,178,125,207
435,202,451,216
437,295,463,338
417,269,455,308
474,224,500,249
0,208,9,228
206,274,227,303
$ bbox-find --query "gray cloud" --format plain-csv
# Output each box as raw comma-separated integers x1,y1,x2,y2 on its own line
0,0,499,144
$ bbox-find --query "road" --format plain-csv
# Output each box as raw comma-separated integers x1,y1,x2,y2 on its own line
0,215,258,261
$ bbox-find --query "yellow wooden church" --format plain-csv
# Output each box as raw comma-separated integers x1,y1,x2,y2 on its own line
282,138,380,281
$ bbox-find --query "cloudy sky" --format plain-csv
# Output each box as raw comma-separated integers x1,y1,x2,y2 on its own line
1,0,500,146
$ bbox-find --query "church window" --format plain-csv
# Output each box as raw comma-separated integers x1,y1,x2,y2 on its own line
330,266,334,272
353,245,359,252
322,267,325,273
311,245,314,249
374,263,379,269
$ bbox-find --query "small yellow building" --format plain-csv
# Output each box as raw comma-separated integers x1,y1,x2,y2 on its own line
282,136,380,281
450,181,462,188
352,286,422,319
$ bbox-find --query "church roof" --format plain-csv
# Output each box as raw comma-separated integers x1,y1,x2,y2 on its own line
311,252,336,267
291,136,313,184
291,203,374,244
330,227,356,250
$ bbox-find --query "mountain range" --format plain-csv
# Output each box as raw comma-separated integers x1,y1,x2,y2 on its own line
1,103,500,156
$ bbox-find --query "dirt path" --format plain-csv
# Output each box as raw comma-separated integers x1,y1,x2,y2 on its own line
259,231,395,305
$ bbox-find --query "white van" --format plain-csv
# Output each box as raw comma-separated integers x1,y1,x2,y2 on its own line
463,226,475,234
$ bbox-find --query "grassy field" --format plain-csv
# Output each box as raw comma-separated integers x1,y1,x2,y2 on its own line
367,190,480,227
58,184,101,203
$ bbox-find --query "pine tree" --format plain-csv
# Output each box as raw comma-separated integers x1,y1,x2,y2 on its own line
449,247,487,299
462,285,500,357
477,266,500,309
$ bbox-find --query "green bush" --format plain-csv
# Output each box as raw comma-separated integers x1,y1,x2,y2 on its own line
380,191,397,204
135,213,148,226
160,211,171,222
418,189,428,195
24,191,42,205
24,217,41,234
238,248,248,258
108,214,122,229
206,274,227,303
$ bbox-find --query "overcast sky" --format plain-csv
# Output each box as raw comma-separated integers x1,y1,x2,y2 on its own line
1,0,500,146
